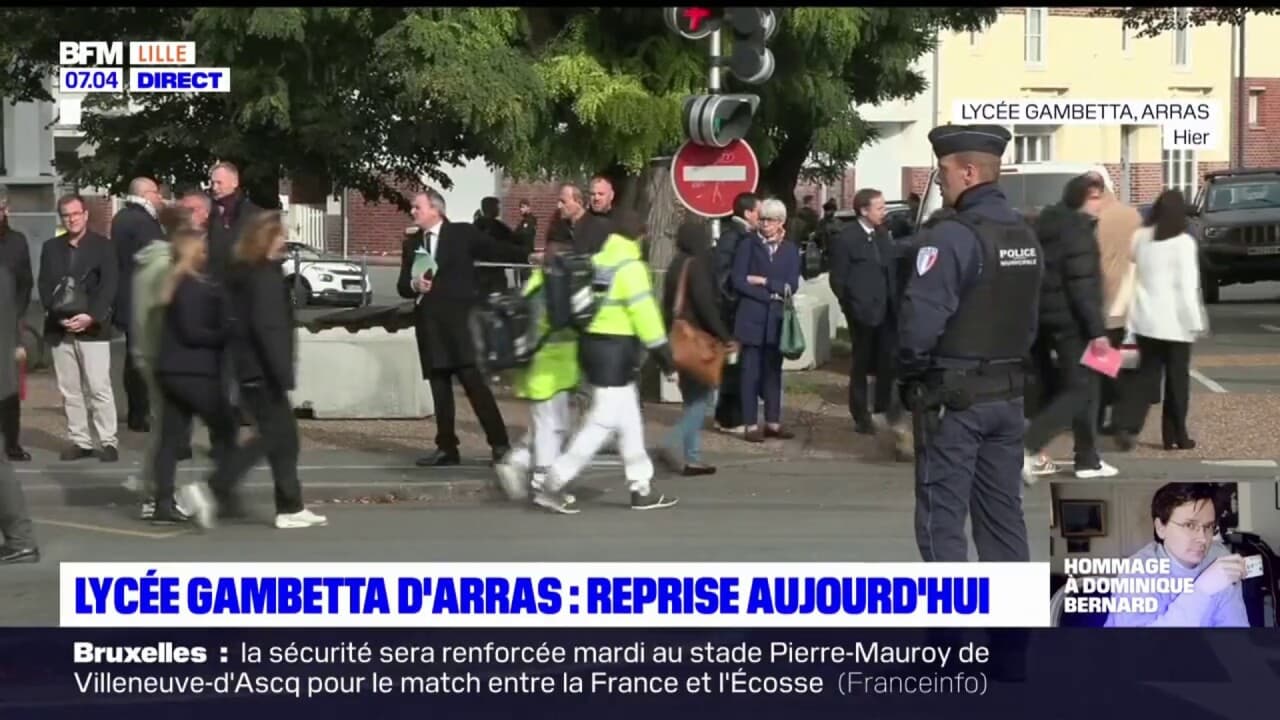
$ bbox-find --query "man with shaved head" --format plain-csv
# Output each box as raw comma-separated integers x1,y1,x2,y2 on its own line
112,175,166,431
207,161,263,282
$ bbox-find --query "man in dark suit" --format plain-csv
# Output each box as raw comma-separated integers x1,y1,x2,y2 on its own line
0,192,33,461
111,176,166,431
398,189,528,466
829,187,902,434
208,162,263,283
0,266,37,564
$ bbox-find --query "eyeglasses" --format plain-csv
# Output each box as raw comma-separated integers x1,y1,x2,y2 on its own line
1170,520,1218,536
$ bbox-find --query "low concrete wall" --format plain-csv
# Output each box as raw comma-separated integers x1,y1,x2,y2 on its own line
112,329,435,421
781,294,832,371
293,328,434,419
798,273,845,340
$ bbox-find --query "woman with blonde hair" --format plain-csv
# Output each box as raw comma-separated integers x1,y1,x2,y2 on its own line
148,226,234,526
209,211,326,529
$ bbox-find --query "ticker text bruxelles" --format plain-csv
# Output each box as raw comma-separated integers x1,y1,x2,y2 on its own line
68,640,995,698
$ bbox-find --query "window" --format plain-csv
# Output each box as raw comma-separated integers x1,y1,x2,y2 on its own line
1013,127,1054,164
969,30,978,46
1173,8,1190,67
1121,25,1129,53
1249,89,1263,126
1025,8,1046,65
1163,148,1198,200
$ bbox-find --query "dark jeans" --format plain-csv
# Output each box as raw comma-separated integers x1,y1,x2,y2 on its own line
0,401,33,548
1114,335,1192,446
847,314,900,426
0,391,19,451
210,384,303,515
152,374,237,513
1024,331,1101,469
1097,327,1128,431
123,330,150,424
428,365,509,455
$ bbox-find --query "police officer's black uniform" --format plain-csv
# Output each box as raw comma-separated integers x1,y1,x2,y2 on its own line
897,125,1044,563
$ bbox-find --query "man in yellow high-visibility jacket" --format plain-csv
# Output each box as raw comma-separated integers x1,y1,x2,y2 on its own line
495,240,581,503
537,231,679,514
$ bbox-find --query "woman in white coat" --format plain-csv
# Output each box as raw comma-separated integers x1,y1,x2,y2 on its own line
1113,189,1207,451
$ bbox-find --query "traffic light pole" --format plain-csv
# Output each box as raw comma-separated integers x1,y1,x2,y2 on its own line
708,27,722,242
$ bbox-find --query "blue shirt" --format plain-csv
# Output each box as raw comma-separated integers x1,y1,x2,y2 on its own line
1103,541,1249,628
896,183,1033,377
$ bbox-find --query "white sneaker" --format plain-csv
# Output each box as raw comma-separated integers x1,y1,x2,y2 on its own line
178,484,216,529
495,457,530,501
1021,453,1037,486
1075,460,1119,479
532,489,580,515
274,509,329,529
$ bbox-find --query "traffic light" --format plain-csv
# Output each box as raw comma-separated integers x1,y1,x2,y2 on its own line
663,6,721,40
682,94,759,148
724,7,777,85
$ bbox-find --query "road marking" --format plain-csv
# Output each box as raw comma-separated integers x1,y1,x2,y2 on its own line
1201,459,1279,468
1261,324,1280,333
31,517,190,539
15,459,623,476
1189,368,1228,393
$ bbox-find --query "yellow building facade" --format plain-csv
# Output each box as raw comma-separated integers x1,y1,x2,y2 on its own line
931,8,1233,203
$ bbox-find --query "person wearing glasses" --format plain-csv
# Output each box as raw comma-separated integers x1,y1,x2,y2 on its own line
1104,483,1249,627
37,194,120,462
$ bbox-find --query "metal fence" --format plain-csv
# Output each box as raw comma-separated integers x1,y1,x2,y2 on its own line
285,202,327,250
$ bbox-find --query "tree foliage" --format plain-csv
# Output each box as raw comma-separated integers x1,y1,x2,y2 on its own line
1096,7,1280,38
0,7,994,211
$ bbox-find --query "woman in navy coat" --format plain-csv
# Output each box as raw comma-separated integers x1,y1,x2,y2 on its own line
731,197,801,442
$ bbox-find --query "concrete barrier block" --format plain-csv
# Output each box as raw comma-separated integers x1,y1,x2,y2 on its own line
293,328,434,419
782,294,831,371
799,274,845,339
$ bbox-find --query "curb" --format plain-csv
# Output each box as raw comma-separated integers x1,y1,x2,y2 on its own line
20,467,495,510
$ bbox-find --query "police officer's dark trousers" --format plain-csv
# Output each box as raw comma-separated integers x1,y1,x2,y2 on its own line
913,395,1030,563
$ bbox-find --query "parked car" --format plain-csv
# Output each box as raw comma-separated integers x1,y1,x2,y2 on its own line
283,241,373,307
1187,167,1280,304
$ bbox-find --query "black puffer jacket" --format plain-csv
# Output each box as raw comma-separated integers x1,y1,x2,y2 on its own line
1034,203,1106,339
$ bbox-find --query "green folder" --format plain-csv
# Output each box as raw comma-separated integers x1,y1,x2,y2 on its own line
411,247,437,279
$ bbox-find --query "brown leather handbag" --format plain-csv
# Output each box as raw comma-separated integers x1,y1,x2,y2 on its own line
669,258,726,387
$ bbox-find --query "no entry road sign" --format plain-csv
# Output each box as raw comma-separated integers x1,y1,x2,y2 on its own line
671,139,760,218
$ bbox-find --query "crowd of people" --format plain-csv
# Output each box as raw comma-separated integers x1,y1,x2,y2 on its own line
0,134,1214,565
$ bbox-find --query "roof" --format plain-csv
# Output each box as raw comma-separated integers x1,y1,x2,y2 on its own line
1205,167,1280,180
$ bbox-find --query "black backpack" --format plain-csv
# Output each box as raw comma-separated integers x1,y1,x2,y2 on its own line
469,289,540,373
542,251,598,332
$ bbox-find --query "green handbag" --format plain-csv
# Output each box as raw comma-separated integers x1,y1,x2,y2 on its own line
779,289,806,361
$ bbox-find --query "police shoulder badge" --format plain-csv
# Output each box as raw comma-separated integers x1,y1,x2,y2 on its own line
916,246,939,276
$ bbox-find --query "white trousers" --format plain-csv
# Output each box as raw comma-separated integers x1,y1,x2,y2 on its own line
509,392,572,487
51,338,118,448
548,383,652,496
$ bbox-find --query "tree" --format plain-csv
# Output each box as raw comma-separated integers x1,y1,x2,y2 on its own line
1,7,992,214
1097,7,1280,37
522,8,996,208
0,8,546,210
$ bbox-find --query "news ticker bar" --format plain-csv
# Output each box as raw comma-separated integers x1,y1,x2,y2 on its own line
57,67,230,93
59,562,1051,628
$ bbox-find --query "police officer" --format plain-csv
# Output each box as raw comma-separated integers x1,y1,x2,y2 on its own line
897,125,1044,563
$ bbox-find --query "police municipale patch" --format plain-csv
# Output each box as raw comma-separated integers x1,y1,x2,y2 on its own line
916,246,939,276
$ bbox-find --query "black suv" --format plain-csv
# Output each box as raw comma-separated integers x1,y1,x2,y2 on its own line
1190,168,1280,303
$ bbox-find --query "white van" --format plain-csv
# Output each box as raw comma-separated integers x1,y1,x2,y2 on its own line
916,162,1115,226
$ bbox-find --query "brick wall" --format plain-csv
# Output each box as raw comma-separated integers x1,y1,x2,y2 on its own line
83,196,113,236
1233,78,1280,168
902,167,933,199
